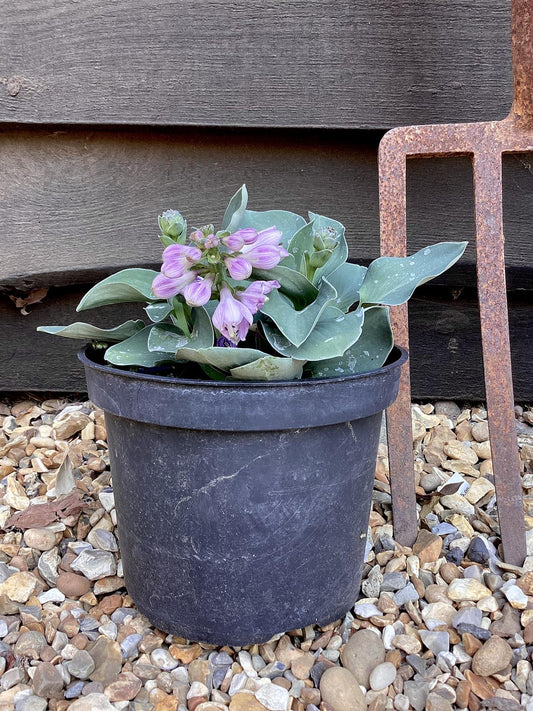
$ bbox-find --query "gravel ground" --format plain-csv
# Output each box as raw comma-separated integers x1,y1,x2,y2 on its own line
0,396,533,711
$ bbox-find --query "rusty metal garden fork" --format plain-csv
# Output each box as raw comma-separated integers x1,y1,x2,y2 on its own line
379,0,532,566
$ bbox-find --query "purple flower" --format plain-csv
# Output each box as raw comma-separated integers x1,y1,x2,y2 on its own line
152,270,197,299
235,280,280,313
240,226,289,269
216,335,237,348
204,234,219,248
161,244,202,278
182,275,214,307
212,286,254,344
224,256,253,280
222,228,258,250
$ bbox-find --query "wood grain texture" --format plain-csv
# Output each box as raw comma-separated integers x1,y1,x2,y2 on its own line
0,0,512,128
3,285,531,399
2,126,533,291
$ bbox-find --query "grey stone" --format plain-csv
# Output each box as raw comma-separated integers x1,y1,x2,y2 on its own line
431,523,457,536
452,606,483,629
255,683,291,711
66,650,96,679
434,401,461,419
65,681,85,699
71,549,116,580
151,647,179,671
393,582,420,606
456,623,491,640
18,697,48,711
381,572,408,592
120,633,142,659
369,661,397,691
1,667,25,690
14,630,47,658
87,529,118,552
258,661,286,679
404,680,430,711
362,564,383,598
419,630,449,656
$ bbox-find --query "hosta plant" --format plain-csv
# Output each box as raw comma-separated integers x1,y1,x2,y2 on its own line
39,186,466,381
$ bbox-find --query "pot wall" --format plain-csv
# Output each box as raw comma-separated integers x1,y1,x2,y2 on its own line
81,346,407,645
105,413,381,644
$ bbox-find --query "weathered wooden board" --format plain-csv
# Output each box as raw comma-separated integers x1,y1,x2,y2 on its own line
2,126,533,291
2,285,531,399
0,0,511,128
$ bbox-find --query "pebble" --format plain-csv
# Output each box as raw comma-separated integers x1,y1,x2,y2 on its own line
320,666,367,711
88,637,123,686
393,582,420,606
501,580,529,609
66,650,96,679
254,683,290,711
24,528,61,551
413,529,443,564
71,549,117,580
2,395,532,711
14,630,47,658
56,572,91,597
67,692,115,710
447,578,492,601
31,662,64,699
340,628,385,687
472,636,513,676
105,671,142,702
418,630,449,655
369,661,396,691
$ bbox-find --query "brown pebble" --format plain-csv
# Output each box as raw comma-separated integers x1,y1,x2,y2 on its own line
440,562,462,583
413,529,443,564
471,636,513,677
9,556,28,571
169,642,202,663
272,677,291,690
455,680,471,708
71,633,88,650
56,572,91,598
462,632,482,656
385,649,402,668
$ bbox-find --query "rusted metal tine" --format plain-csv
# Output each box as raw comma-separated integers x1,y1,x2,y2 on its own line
379,0,533,565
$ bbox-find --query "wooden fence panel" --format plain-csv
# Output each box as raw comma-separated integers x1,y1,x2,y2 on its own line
2,127,533,291
0,0,511,128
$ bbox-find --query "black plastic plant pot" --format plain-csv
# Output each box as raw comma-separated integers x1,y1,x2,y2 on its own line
79,345,408,646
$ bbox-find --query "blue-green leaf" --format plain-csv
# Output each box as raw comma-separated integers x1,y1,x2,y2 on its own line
239,209,306,249
252,266,318,309
324,263,367,312
37,320,145,342
145,302,173,323
305,306,393,378
263,306,364,361
230,356,305,381
104,326,175,367
221,184,248,233
175,346,269,372
147,323,190,352
287,221,316,274
77,269,159,311
359,242,467,306
260,279,337,347
307,212,349,284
